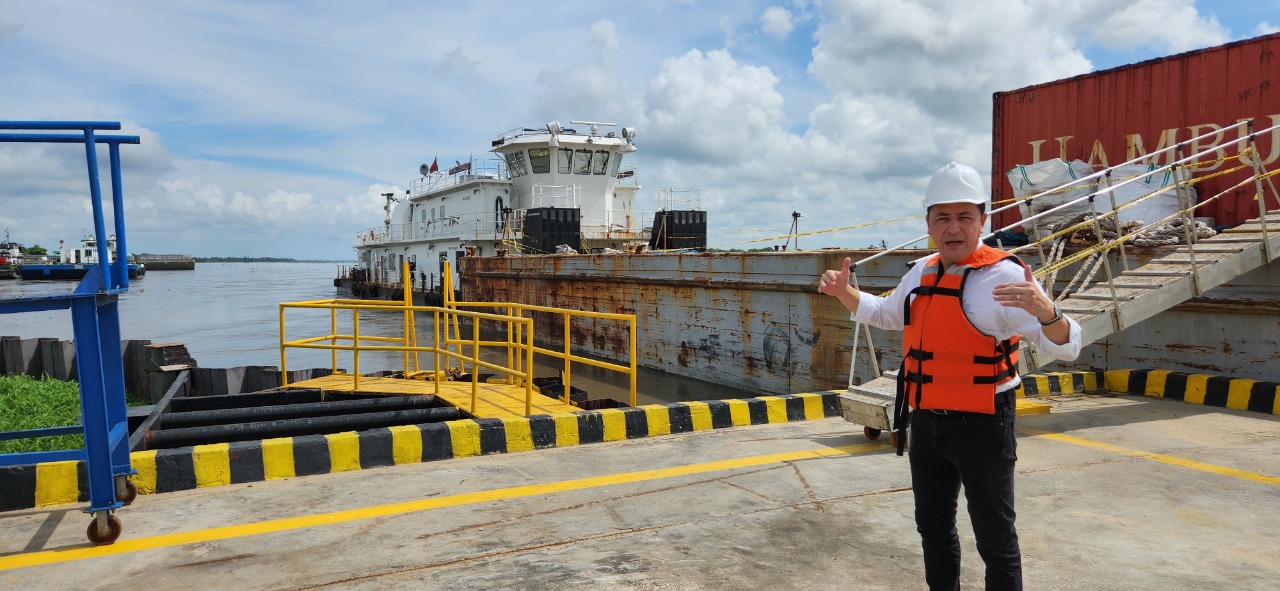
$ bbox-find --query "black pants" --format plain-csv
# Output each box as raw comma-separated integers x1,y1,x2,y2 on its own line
909,399,1021,590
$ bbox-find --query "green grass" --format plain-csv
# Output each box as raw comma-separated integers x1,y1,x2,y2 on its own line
0,375,149,454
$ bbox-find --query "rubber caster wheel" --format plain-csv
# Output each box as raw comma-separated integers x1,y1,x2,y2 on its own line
120,480,138,506
863,426,881,441
87,514,122,545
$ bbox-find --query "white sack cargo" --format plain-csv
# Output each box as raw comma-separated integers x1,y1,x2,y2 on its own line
1098,164,1190,228
1006,159,1095,237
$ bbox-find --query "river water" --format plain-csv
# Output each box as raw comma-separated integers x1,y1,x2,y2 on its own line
0,263,756,405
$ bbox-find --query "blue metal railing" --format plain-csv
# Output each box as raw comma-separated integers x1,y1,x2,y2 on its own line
0,121,141,544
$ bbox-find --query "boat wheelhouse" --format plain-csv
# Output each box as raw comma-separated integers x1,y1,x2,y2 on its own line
351,120,706,291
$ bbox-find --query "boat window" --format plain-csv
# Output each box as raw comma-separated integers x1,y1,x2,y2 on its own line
593,150,609,175
528,148,550,174
514,150,530,176
502,152,520,177
431,207,436,219
557,148,573,173
440,205,445,218
574,149,592,175
610,154,623,177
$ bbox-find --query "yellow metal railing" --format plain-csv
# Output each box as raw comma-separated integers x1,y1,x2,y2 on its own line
279,261,639,414
440,261,638,407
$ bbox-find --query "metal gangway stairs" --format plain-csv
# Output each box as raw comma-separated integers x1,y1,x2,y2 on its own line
0,122,141,545
839,119,1280,440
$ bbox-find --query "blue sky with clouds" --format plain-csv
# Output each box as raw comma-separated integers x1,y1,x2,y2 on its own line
1,0,1276,259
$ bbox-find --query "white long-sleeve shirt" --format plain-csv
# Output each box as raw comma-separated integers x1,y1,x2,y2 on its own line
852,256,1083,394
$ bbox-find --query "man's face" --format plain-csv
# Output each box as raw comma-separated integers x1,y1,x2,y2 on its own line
926,202,987,266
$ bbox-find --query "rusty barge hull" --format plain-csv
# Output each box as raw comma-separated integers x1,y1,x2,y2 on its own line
461,250,1280,395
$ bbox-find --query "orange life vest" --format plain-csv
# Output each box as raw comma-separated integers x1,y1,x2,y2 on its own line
898,245,1023,416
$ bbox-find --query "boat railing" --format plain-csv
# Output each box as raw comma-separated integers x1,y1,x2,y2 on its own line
843,118,1280,386
616,166,639,187
659,188,701,211
440,261,638,407
408,158,507,198
580,209,652,234
283,261,639,414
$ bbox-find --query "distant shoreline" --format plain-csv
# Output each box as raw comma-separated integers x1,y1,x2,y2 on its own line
193,257,348,263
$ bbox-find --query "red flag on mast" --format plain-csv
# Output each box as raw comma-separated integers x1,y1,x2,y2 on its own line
428,156,439,174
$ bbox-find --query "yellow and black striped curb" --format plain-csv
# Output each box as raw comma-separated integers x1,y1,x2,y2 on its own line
0,393,840,512
1104,369,1280,415
1016,370,1108,397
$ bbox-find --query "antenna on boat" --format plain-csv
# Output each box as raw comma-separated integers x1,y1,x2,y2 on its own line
381,192,398,228
784,211,802,251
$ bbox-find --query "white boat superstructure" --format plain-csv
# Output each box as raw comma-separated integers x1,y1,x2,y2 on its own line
59,235,123,265
354,120,693,289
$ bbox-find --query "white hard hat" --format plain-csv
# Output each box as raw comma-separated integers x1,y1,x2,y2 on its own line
924,162,987,208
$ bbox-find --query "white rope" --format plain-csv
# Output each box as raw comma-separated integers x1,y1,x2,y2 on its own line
1130,218,1216,247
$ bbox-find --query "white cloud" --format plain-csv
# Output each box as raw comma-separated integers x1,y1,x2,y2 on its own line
642,49,787,162
1092,0,1229,51
761,7,795,38
531,20,633,123
1257,22,1280,36
1,0,1263,257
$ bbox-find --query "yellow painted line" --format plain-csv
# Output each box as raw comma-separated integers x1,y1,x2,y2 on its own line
726,399,751,426
192,444,231,488
501,417,534,453
261,437,295,480
685,402,714,431
34,461,79,508
552,413,579,447
1024,428,1280,487
642,405,671,436
387,425,423,465
0,440,885,571
448,420,481,458
326,432,360,473
131,450,157,495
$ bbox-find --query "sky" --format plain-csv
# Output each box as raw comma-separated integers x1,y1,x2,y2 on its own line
0,0,1276,260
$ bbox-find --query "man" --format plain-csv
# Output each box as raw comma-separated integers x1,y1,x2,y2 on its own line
818,162,1082,590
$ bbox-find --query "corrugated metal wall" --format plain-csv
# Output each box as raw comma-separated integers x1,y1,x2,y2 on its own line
993,32,1279,230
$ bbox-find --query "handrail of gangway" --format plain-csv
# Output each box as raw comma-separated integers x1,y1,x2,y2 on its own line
845,119,1279,385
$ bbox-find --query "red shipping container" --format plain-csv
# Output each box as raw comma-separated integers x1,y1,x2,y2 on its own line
992,32,1279,230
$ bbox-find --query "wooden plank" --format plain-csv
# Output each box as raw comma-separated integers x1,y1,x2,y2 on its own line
1204,236,1269,242
1179,245,1249,253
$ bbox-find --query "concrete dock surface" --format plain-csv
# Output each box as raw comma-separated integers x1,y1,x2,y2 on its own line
1,392,1277,590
